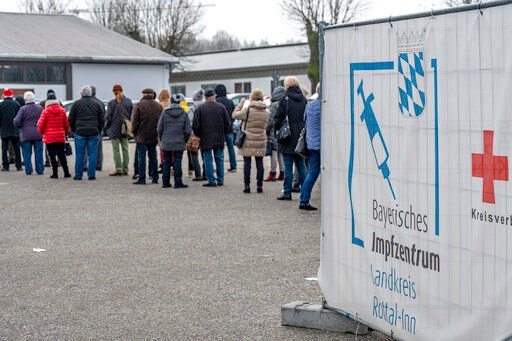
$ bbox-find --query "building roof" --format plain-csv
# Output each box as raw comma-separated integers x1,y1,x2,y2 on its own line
177,43,309,73
0,12,177,64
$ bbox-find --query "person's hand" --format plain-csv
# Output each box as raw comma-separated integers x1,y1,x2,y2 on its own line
240,98,246,105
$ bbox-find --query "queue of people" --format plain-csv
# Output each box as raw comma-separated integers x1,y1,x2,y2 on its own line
0,75,321,210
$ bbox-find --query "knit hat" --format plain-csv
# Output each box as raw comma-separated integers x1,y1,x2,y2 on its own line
3,88,13,97
47,93,57,100
192,89,204,102
47,89,55,95
204,89,215,98
171,93,185,104
113,84,123,92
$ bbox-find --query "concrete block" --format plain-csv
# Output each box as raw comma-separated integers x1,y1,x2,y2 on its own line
281,301,368,335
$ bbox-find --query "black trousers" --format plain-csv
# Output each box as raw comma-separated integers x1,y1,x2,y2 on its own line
243,156,264,186
46,143,69,176
2,137,21,170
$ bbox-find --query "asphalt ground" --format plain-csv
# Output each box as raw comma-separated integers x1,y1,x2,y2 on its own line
0,141,372,340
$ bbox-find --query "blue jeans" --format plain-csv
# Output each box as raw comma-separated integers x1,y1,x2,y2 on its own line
21,140,44,175
74,134,100,179
137,143,158,183
300,150,320,205
203,148,224,185
225,133,237,170
283,153,306,197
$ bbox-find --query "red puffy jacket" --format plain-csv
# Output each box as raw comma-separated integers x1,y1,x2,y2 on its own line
37,104,70,144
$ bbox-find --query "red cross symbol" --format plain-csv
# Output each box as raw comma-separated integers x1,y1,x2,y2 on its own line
472,130,509,204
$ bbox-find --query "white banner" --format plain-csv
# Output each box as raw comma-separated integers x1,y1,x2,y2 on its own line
319,2,512,340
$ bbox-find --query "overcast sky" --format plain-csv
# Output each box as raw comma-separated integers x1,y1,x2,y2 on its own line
2,0,448,44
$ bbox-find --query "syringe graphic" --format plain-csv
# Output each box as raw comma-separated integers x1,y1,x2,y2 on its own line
357,80,396,200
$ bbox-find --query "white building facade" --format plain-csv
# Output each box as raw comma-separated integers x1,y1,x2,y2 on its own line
0,13,177,102
171,43,311,97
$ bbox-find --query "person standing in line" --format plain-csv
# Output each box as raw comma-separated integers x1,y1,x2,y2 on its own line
157,93,191,189
264,86,286,182
106,84,132,176
232,89,269,193
299,83,321,211
82,85,105,172
274,76,307,201
131,88,163,185
214,84,237,173
37,93,71,179
0,88,22,171
192,89,230,187
39,89,60,168
68,86,105,181
157,89,171,173
187,89,204,181
13,91,44,175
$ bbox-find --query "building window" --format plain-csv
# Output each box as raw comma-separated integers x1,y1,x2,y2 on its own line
171,85,186,97
26,65,46,82
201,84,217,91
3,65,23,82
0,63,65,84
270,80,285,93
234,82,251,93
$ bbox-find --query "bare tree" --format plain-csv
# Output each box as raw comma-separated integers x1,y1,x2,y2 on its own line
20,0,70,14
282,0,368,92
445,0,484,6
88,0,203,56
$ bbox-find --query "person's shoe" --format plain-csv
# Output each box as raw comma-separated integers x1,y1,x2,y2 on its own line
133,181,146,185
217,182,224,187
257,187,263,193
64,173,72,178
73,177,81,181
123,172,128,176
228,168,237,173
162,184,172,188
50,174,58,179
88,177,96,181
16,167,23,171
44,161,51,168
203,183,217,187
96,167,102,171
151,180,158,184
109,172,122,176
291,187,301,193
264,171,277,182
243,185,250,194
277,171,284,181
132,174,139,180
1,168,8,172
174,183,188,189
299,204,318,211
192,177,203,181
277,195,292,201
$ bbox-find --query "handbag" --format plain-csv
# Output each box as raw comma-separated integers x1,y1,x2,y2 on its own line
121,118,133,139
276,97,291,144
186,135,201,153
235,107,250,148
295,127,309,158
276,117,291,144
65,141,73,156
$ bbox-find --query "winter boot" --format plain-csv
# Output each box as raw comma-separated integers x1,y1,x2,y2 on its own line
243,183,251,194
264,171,277,182
277,171,284,181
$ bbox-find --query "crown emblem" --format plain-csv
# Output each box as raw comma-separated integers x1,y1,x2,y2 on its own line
397,29,426,53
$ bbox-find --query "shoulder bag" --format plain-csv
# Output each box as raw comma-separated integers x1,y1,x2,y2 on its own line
235,107,250,148
276,97,291,144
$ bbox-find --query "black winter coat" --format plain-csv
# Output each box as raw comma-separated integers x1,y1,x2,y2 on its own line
0,97,20,138
106,96,133,139
274,87,307,155
68,96,105,137
192,101,230,150
215,84,235,132
157,104,191,152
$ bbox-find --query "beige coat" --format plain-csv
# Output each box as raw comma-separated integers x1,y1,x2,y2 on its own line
232,100,269,157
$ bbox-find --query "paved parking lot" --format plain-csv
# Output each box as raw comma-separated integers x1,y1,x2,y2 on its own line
0,141,368,340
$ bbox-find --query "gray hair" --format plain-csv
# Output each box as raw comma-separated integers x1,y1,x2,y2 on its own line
24,91,35,103
81,85,92,97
